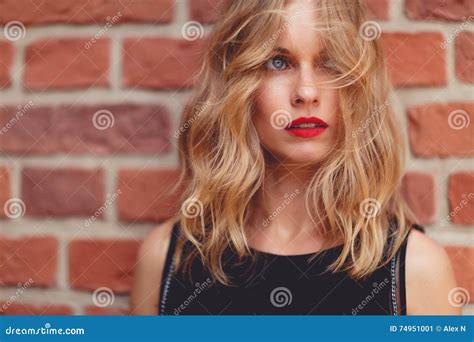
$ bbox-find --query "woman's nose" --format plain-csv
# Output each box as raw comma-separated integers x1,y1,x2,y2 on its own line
290,68,320,108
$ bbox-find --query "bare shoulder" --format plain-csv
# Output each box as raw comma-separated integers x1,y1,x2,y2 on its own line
129,216,178,315
405,228,461,315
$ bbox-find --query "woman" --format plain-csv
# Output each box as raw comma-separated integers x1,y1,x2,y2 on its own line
131,0,459,315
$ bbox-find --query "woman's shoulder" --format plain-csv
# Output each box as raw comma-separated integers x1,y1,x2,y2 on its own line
129,216,178,315
140,217,178,257
405,223,461,315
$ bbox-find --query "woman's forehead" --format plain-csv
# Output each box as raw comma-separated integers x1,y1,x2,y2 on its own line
278,1,327,54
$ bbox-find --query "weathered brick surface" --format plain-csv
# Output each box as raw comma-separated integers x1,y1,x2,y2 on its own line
402,172,436,224
69,239,141,293
405,0,474,21
0,236,58,286
455,32,474,84
0,303,73,315
382,32,446,87
24,38,110,90
408,102,473,157
0,167,11,218
0,0,175,25
0,41,13,88
448,172,474,225
21,168,105,217
117,169,184,222
122,37,208,89
0,104,171,154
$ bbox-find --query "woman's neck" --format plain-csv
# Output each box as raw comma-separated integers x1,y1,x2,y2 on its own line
245,161,333,255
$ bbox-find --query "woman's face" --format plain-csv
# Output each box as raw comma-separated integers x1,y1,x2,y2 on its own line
253,0,340,166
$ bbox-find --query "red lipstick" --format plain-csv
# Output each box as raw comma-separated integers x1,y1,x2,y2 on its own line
285,116,329,138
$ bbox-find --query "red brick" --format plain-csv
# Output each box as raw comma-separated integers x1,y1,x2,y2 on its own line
0,41,14,88
0,0,174,25
405,0,474,21
407,102,473,157
189,0,389,23
24,38,109,90
365,0,389,20
448,172,474,225
0,105,54,154
117,169,184,222
69,239,141,293
0,166,11,218
402,172,436,224
455,32,474,83
190,0,226,23
445,246,474,302
0,235,58,286
0,303,72,315
122,37,208,89
21,167,104,217
0,104,171,155
84,306,128,315
382,32,446,88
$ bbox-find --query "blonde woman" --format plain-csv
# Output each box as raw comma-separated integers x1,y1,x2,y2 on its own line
131,0,459,315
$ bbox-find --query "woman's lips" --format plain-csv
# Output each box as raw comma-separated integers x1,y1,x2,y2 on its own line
285,116,329,138
286,127,327,138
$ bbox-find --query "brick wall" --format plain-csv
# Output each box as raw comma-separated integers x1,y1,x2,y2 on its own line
0,0,472,315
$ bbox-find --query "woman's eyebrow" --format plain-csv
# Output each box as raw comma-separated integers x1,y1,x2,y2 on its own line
273,46,328,58
273,47,291,55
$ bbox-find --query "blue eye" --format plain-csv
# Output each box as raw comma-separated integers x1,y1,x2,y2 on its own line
265,56,289,71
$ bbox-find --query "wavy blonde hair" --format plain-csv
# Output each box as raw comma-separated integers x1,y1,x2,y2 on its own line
171,0,416,285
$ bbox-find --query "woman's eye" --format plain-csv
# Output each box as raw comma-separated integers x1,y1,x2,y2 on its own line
319,57,337,70
265,56,289,71
264,55,337,72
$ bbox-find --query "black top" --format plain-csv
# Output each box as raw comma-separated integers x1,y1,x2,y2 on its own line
159,219,424,315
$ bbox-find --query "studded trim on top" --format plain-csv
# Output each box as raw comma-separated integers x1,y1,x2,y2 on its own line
158,223,179,315
160,262,174,315
387,218,400,316
390,254,398,315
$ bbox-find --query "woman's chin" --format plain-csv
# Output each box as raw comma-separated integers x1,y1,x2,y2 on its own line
265,148,327,166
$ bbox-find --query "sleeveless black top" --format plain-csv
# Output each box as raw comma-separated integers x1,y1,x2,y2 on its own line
159,220,424,315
